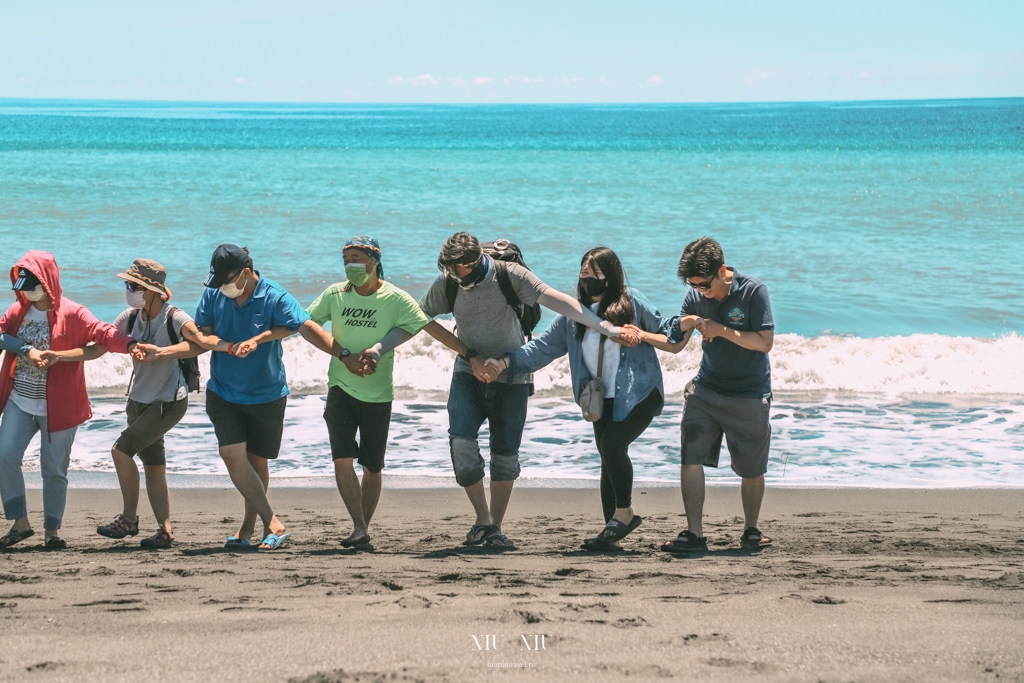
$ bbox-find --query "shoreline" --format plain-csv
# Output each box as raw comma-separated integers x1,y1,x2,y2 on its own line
0,487,1021,682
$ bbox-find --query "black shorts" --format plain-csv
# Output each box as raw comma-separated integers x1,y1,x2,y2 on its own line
680,381,772,478
323,385,392,473
205,390,287,460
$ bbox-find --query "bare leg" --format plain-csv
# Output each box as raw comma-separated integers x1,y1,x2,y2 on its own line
334,458,368,543
218,444,283,543
360,469,382,526
464,479,494,527
681,464,706,537
10,517,31,533
741,475,765,529
111,447,140,523
488,479,514,529
143,464,172,534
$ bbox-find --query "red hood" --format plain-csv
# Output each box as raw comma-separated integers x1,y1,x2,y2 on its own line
11,251,62,312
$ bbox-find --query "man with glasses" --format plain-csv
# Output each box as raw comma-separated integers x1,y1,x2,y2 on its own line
659,236,775,554
418,232,637,549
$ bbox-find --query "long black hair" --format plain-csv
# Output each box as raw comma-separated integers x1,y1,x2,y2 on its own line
575,246,634,341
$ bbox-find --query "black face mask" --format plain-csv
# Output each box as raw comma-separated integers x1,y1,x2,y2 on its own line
580,277,608,298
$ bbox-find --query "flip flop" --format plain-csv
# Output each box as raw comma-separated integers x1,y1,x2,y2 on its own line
0,528,34,549
224,535,252,549
581,537,624,552
594,515,643,542
259,532,292,550
463,524,497,546
341,534,371,548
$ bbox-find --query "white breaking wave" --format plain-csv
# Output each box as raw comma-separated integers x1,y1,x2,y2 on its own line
83,328,1024,397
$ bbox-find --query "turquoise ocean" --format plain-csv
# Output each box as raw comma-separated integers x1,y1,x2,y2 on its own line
1,98,1022,487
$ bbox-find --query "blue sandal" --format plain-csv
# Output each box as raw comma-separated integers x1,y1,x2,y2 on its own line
259,532,291,550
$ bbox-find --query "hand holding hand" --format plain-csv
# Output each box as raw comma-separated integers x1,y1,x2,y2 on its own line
470,356,497,383
616,324,643,347
698,318,725,341
234,338,259,358
356,349,379,376
483,357,507,381
28,348,50,369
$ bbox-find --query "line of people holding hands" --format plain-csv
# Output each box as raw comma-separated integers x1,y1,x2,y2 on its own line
0,233,775,555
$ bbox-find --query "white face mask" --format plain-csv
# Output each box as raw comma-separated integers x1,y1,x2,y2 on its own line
220,271,248,299
126,289,147,309
22,285,46,302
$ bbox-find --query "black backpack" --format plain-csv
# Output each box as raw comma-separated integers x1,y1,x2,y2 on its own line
128,306,201,395
443,239,543,339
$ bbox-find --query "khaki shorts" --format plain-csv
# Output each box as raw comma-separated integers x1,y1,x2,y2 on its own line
680,381,771,478
113,397,189,467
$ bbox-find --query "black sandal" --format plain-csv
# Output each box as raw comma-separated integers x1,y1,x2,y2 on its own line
0,528,34,549
463,524,497,546
660,530,708,553
581,537,624,552
594,515,642,543
740,527,772,551
45,536,67,550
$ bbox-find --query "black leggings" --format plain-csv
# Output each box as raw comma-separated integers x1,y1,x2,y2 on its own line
592,389,664,522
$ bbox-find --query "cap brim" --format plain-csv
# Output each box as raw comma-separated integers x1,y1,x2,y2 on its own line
204,271,226,288
116,272,164,295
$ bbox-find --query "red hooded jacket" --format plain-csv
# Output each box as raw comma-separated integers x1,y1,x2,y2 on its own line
0,251,134,433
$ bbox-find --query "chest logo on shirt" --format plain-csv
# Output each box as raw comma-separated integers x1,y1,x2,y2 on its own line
341,307,378,328
727,307,745,326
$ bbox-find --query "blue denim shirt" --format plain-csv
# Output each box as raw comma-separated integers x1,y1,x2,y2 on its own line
508,289,666,422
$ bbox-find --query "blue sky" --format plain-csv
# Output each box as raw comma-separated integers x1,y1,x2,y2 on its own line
2,1,1022,103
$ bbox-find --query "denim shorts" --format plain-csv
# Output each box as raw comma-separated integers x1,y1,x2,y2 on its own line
447,371,529,487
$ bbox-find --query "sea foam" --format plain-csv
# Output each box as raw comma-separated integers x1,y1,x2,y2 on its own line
84,327,1024,397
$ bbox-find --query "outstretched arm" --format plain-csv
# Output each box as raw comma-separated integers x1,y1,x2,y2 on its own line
38,343,108,367
626,325,694,354
537,289,641,344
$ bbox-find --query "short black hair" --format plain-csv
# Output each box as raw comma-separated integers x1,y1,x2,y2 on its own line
677,236,724,281
438,232,481,270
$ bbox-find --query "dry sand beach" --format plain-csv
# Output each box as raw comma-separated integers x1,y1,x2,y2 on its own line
0,486,1022,683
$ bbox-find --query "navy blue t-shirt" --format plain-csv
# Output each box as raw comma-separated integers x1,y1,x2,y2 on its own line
668,270,774,398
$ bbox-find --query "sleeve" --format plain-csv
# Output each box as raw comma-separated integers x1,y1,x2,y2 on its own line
507,315,570,376
113,309,131,337
0,301,24,335
306,287,333,326
506,264,549,307
749,285,775,331
271,290,310,331
417,276,451,318
80,307,133,353
393,292,431,335
630,289,668,334
662,290,699,343
170,307,193,336
194,290,214,329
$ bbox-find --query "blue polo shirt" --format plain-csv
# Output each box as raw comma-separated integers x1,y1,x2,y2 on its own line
194,272,310,405
667,269,774,399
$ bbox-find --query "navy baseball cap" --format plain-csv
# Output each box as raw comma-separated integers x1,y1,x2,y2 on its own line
12,268,41,291
204,244,250,288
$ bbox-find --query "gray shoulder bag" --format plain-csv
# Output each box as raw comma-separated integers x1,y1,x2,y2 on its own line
579,335,606,422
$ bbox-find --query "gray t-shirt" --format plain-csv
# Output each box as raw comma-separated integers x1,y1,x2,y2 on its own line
419,257,549,384
114,304,194,404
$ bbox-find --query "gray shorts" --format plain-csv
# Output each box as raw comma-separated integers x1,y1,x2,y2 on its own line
680,381,771,478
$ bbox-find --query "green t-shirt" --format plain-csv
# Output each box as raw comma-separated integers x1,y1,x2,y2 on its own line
307,280,430,403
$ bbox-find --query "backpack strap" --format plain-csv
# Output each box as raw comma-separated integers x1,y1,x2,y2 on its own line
127,310,139,336
164,305,179,344
492,261,523,315
444,275,459,316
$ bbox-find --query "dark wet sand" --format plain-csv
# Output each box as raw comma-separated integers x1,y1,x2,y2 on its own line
1,487,1022,682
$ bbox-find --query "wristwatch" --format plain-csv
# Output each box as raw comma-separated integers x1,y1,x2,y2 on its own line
338,347,351,359
460,348,479,362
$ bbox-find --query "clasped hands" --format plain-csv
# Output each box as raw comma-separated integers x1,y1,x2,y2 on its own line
342,348,379,377
684,315,724,341
26,348,59,369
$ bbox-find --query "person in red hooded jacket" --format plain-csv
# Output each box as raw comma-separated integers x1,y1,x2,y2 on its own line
0,251,137,550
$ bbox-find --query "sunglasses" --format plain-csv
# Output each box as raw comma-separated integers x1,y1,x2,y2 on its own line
686,271,718,290
125,281,144,293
